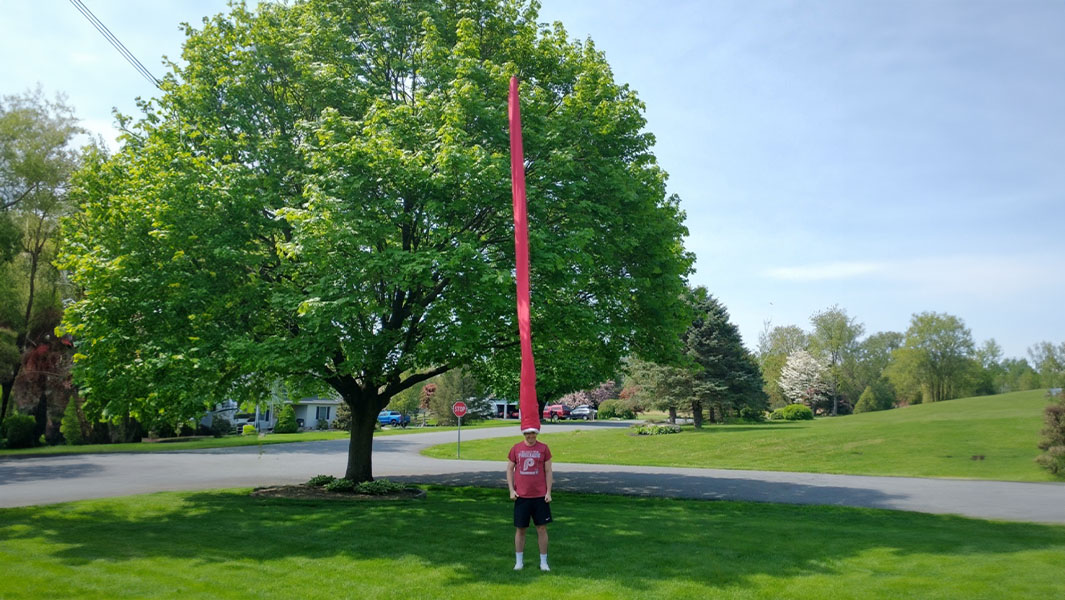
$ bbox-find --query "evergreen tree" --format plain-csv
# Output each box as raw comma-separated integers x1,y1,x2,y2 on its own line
683,288,767,426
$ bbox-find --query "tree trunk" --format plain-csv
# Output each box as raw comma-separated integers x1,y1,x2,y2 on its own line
668,406,676,425
0,371,15,421
344,390,383,483
691,401,704,429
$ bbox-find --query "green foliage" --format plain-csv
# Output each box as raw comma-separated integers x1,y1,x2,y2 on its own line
316,418,329,430
769,404,814,421
1036,398,1065,477
757,324,809,408
427,368,483,426
1028,341,1065,389
854,386,878,414
888,312,975,404
318,476,406,494
60,399,84,445
241,424,256,436
598,399,636,420
58,0,693,482
1,89,85,424
2,412,37,448
354,479,407,495
274,404,298,434
333,403,351,431
308,474,336,487
324,478,355,493
738,406,765,423
210,415,231,438
632,423,681,435
808,306,865,415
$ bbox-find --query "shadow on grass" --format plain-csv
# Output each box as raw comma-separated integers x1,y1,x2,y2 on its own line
1,485,1063,595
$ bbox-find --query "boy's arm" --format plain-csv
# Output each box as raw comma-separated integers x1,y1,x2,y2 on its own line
544,459,553,503
506,460,518,500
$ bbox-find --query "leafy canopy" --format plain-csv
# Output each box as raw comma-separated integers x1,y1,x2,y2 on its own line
58,0,692,477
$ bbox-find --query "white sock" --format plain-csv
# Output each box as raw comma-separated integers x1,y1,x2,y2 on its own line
515,552,524,565
540,553,548,566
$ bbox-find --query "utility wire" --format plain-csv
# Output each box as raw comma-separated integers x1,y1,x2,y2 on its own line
68,0,161,88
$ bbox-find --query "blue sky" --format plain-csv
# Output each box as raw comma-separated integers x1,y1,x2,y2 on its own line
3,0,1062,358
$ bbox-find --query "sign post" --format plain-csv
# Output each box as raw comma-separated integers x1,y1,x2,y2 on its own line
452,401,468,458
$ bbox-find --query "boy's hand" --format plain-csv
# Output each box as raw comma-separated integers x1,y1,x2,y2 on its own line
545,492,552,503
510,489,518,500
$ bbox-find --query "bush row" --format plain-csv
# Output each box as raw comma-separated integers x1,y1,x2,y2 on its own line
631,423,681,436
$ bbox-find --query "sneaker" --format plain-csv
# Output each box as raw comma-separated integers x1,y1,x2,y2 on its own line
540,564,550,572
514,563,523,571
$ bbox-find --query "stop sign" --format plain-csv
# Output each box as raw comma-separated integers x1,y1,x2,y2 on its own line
452,402,468,418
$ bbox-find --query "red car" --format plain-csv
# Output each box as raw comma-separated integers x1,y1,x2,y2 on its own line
542,404,572,421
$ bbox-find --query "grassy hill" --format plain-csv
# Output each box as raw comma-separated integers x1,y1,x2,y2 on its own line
423,389,1061,481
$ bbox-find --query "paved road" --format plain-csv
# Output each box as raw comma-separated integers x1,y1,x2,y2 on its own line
2,421,1064,524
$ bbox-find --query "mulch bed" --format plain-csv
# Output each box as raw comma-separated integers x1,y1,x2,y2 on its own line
251,484,427,501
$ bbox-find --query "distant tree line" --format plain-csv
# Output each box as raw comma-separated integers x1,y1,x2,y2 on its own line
758,307,1063,415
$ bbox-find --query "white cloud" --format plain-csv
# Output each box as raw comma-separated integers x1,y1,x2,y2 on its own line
765,261,883,281
765,255,1058,299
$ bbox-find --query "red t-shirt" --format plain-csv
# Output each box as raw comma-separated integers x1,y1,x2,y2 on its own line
508,440,552,498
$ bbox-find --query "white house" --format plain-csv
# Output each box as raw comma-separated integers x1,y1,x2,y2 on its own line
291,396,344,430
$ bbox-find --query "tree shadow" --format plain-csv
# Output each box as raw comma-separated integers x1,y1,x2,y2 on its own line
0,461,104,484
1,484,1062,595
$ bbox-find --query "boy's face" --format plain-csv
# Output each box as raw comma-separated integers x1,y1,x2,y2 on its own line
523,431,538,446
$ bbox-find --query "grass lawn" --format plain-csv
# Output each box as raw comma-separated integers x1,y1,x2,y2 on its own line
425,390,1061,481
1,487,1062,599
0,419,514,458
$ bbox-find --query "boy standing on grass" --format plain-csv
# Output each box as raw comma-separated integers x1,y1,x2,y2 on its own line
507,427,553,571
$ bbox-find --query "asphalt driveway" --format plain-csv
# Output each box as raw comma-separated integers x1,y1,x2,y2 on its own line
2,421,1063,524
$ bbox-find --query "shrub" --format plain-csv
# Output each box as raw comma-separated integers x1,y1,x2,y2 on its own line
769,404,814,421
210,415,231,438
334,403,351,431
1036,398,1065,477
316,418,330,430
241,424,256,435
325,478,355,493
354,479,407,495
60,399,85,445
308,474,337,487
599,399,636,420
738,406,765,423
2,412,38,449
854,386,878,414
632,423,681,435
274,404,298,433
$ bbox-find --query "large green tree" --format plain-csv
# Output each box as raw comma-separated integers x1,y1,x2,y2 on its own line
625,289,765,428
808,306,864,415
756,323,808,408
0,89,83,422
682,288,765,427
59,0,692,481
887,312,975,403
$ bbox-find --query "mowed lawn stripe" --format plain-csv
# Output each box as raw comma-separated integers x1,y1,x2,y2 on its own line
1,487,1063,599
423,390,1060,481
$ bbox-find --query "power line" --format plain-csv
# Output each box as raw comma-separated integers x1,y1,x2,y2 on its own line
68,0,161,89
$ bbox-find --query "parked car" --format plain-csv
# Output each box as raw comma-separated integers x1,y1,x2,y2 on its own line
542,404,572,421
378,410,411,427
570,405,597,420
231,413,256,432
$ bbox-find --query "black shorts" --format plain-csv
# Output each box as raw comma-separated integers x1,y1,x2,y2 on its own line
513,496,552,528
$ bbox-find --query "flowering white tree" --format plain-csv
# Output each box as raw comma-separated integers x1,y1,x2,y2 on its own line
779,350,831,409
